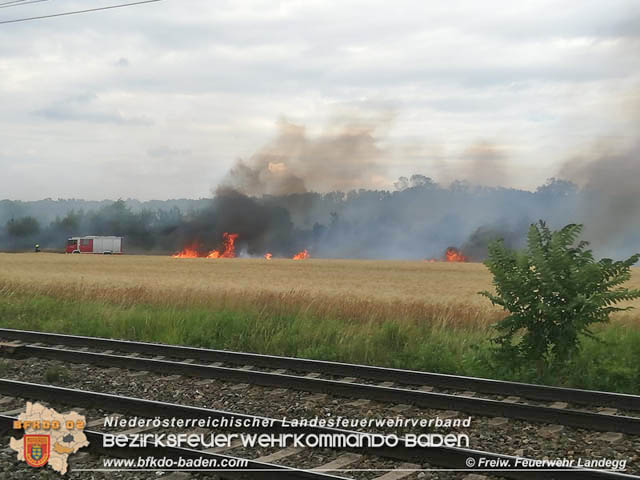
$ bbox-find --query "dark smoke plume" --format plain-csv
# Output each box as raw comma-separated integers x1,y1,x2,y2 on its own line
461,224,527,261
2,176,638,260
178,188,302,257
2,109,639,260
222,117,390,196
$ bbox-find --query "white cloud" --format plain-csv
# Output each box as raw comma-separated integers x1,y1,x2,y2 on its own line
0,0,638,199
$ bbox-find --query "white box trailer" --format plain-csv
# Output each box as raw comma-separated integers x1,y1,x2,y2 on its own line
66,236,123,254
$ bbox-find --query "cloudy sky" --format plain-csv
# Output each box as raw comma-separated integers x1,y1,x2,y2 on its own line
1,0,638,200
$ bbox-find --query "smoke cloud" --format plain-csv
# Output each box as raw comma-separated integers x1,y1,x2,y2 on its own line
2,110,639,261
180,187,300,257
460,141,512,188
557,142,640,254
223,117,391,196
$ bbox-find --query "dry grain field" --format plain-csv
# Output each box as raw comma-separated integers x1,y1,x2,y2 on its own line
2,253,640,328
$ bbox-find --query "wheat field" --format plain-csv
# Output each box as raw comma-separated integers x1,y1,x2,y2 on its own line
2,253,639,327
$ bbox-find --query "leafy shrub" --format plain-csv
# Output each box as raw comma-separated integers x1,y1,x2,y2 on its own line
480,221,640,375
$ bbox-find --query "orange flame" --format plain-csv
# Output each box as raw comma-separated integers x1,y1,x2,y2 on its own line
444,247,468,262
207,232,238,258
292,249,309,260
172,244,200,258
264,253,273,260
172,233,239,258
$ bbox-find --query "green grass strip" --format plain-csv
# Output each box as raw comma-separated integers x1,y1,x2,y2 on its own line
1,293,638,395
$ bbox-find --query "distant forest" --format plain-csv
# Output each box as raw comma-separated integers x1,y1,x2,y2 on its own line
2,177,638,260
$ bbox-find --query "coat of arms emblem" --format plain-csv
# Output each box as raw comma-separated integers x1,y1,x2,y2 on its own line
24,434,50,468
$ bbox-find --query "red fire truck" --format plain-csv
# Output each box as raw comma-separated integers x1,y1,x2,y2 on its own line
66,236,123,254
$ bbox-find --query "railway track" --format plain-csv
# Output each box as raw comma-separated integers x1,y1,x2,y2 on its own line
0,327,639,437
1,379,637,480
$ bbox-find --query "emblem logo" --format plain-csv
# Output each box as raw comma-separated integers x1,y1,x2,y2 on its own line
11,402,89,474
24,434,50,468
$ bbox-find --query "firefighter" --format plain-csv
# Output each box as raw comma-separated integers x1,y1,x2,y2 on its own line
34,243,40,253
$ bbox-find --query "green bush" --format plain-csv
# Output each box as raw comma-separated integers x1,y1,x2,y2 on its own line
480,221,640,375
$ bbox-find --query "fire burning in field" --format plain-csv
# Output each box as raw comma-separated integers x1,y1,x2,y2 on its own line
207,232,238,258
172,232,239,259
172,235,309,260
292,249,309,260
425,247,469,263
444,247,468,262
171,244,200,258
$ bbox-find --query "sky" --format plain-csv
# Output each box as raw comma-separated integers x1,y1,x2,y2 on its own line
1,0,638,200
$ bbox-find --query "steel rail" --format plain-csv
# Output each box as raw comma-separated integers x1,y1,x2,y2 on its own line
1,379,637,480
1,327,637,410
0,414,346,480
3,343,640,435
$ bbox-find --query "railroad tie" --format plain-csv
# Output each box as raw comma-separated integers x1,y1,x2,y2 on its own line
87,415,119,428
390,404,412,413
0,407,25,416
204,437,243,453
488,417,508,427
69,452,91,464
538,424,564,438
598,432,624,443
312,452,362,471
254,446,306,463
267,388,290,396
229,383,250,391
439,410,459,419
371,463,421,480
346,399,371,407
598,407,618,415
118,424,157,435
159,473,191,480
305,393,328,402
195,378,215,386
63,408,87,416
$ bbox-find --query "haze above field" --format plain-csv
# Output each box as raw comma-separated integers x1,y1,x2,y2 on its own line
1,0,639,200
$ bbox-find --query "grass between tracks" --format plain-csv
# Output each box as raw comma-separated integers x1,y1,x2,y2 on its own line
0,285,639,395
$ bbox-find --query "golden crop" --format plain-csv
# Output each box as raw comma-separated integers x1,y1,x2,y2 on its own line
1,253,639,328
